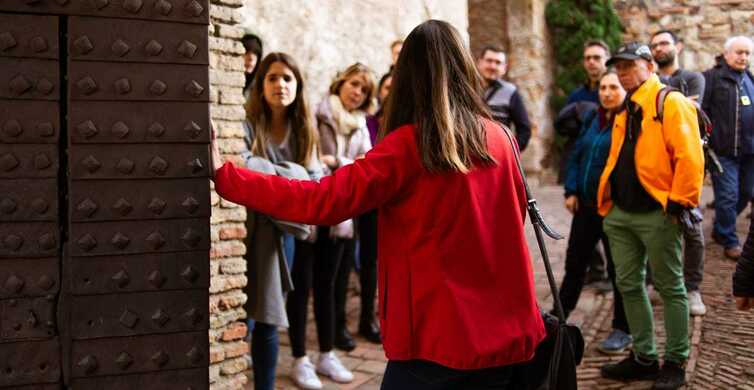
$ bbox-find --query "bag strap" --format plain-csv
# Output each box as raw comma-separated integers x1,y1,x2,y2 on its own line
499,127,568,322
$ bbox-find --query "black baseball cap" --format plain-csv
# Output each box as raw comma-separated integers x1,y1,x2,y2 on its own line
606,42,653,66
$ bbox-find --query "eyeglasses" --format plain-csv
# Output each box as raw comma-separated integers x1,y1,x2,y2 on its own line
650,41,672,49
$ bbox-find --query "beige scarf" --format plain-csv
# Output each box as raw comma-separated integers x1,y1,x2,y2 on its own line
329,94,366,137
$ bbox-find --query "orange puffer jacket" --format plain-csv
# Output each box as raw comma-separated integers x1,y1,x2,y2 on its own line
597,74,704,216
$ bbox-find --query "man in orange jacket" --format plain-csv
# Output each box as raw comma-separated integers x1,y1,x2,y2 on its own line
596,43,704,390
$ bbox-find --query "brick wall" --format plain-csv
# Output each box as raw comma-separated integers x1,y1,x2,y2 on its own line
208,0,249,388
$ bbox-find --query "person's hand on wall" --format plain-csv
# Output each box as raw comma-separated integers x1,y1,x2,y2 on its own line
210,126,224,180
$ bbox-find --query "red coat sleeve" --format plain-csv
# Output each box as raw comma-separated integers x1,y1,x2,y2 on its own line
214,126,418,226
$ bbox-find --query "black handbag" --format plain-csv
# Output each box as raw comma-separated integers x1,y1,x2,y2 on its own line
501,128,585,390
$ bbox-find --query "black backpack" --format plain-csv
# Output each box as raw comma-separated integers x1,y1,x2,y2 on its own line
654,87,722,174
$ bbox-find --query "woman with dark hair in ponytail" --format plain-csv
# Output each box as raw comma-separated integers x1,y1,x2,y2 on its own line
212,20,544,389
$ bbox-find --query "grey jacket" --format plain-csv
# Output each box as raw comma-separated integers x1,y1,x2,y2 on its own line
241,121,321,327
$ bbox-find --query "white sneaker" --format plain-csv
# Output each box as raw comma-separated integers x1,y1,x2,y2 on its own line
317,351,354,383
688,290,707,316
291,356,323,389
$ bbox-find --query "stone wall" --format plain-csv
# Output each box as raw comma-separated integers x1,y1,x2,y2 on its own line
208,0,250,388
614,0,754,72
468,0,555,174
468,0,508,57
239,0,469,109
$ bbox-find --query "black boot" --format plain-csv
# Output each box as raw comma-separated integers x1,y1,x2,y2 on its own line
653,360,685,390
601,351,659,381
334,326,356,351
358,319,382,344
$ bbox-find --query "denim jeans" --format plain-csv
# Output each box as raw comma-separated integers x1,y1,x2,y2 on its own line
712,155,754,248
248,232,295,390
251,322,279,390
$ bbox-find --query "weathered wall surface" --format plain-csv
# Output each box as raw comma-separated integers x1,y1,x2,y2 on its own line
614,0,754,71
468,0,556,174
208,0,251,389
239,0,469,107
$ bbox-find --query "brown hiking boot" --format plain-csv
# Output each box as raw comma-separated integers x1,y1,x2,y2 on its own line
724,246,742,260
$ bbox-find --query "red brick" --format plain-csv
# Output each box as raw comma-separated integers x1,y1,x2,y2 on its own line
218,292,246,310
210,345,225,364
219,226,246,240
223,340,248,359
210,240,246,259
222,322,248,341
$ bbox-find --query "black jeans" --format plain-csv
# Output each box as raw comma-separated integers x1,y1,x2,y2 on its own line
334,211,379,330
557,204,629,333
358,210,378,324
334,237,356,330
381,360,515,390
287,227,348,357
250,321,278,390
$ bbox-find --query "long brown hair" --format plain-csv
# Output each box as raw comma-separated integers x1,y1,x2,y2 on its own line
382,20,494,173
246,52,317,166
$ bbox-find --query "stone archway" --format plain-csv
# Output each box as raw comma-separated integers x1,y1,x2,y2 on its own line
468,0,555,175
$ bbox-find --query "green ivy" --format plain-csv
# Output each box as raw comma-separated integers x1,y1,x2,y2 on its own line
543,0,623,179
545,0,624,111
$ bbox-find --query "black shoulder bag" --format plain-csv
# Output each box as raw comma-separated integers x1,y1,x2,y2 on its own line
502,128,585,390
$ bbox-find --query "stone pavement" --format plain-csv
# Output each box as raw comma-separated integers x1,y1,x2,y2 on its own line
245,185,754,389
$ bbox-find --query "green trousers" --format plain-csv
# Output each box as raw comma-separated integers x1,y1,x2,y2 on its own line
603,206,689,363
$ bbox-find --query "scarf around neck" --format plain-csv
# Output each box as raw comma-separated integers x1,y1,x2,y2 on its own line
328,94,366,136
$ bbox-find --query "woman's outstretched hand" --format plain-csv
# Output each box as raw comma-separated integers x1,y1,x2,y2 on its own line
210,126,224,180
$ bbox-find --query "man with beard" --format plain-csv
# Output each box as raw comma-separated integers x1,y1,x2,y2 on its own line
650,30,707,317
476,46,532,150
651,30,705,101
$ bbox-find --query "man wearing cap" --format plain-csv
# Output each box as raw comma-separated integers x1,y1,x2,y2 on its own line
596,42,704,390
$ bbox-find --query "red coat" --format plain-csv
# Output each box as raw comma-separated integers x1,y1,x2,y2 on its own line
215,119,545,369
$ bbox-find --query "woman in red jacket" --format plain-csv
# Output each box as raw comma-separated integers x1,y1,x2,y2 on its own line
213,19,545,389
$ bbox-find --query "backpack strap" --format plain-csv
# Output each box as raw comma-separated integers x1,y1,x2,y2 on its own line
654,86,681,123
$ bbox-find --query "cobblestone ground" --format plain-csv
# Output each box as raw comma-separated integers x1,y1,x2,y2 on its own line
245,185,754,389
